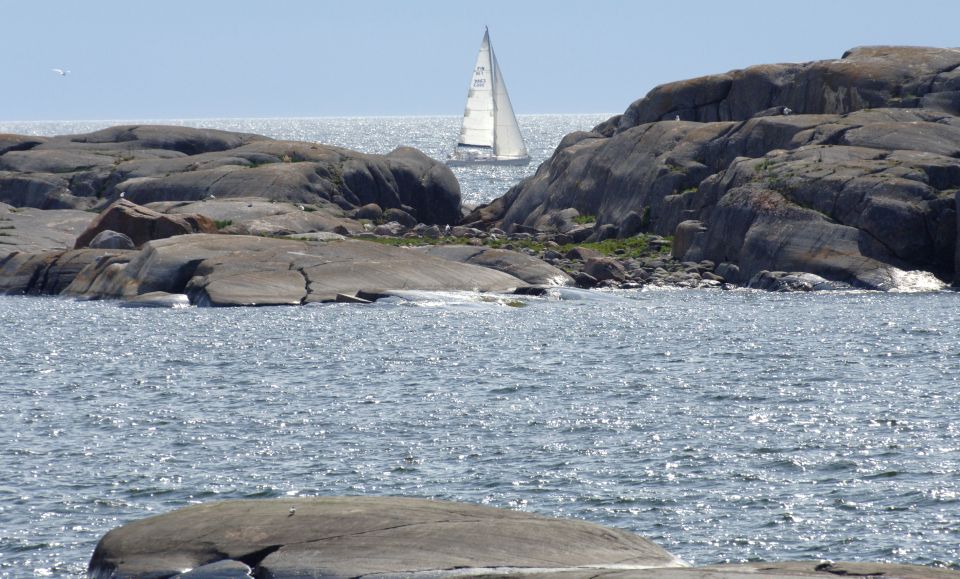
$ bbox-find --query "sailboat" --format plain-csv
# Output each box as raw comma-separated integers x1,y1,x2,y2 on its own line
447,28,530,166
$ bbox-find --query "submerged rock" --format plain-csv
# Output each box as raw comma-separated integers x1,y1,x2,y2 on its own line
748,270,854,292
119,291,191,308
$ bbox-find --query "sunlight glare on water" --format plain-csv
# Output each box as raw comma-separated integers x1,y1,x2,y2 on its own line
1,289,959,575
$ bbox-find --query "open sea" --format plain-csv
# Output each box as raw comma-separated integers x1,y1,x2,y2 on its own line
1,116,959,576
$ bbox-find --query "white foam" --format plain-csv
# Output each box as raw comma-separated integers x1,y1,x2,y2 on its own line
888,268,947,293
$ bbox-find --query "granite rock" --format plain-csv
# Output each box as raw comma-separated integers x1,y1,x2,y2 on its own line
470,47,960,289
86,497,960,579
0,202,94,259
74,199,218,249
52,234,531,306
419,245,574,286
87,229,135,250
0,125,461,226
87,497,681,578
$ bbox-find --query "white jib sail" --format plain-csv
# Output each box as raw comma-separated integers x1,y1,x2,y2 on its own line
457,30,496,149
489,37,527,159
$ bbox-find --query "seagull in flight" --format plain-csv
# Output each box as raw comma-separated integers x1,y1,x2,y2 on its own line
52,68,70,76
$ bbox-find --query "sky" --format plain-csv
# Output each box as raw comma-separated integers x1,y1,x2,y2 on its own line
3,0,960,121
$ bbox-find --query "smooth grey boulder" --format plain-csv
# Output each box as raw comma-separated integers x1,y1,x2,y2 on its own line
0,171,93,210
672,220,706,260
66,124,264,154
565,246,602,261
87,229,135,250
88,497,960,578
584,257,628,282
353,202,383,221
714,262,741,284
373,221,407,236
87,497,681,578
615,46,960,128
383,206,418,228
576,562,960,578
617,210,647,238
0,133,47,155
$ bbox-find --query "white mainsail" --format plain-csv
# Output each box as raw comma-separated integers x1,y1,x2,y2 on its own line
451,28,528,165
458,31,496,149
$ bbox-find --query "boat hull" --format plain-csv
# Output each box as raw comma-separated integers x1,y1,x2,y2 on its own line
446,156,530,167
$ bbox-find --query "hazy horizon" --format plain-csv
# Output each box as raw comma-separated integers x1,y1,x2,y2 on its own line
4,0,960,122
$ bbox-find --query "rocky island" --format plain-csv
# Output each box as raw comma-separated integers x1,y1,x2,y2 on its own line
0,125,576,305
5,46,960,303
469,45,960,291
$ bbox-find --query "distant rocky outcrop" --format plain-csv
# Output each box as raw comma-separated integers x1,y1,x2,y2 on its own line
469,46,960,289
87,496,960,579
0,124,462,226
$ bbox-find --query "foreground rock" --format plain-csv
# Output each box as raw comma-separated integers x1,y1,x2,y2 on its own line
0,233,564,305
87,497,959,579
0,124,462,226
86,496,682,577
469,46,960,290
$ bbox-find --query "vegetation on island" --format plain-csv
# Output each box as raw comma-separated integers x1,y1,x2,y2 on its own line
366,233,671,261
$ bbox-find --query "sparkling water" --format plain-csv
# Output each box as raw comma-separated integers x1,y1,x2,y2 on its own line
1,288,959,576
